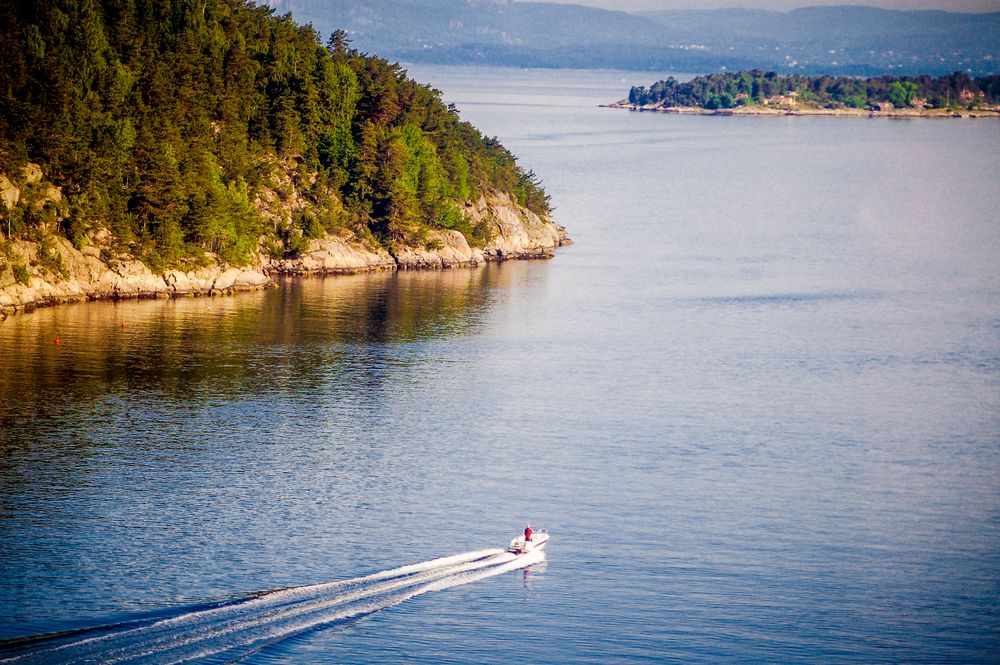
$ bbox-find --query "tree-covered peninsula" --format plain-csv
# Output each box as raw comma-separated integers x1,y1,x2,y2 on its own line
0,0,565,316
621,71,1000,115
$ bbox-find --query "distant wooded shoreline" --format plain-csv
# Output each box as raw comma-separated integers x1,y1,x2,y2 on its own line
616,71,1000,118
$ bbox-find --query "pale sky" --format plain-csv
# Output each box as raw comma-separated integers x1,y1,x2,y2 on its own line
523,0,1000,11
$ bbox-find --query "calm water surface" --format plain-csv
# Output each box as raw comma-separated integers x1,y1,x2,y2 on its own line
2,66,999,663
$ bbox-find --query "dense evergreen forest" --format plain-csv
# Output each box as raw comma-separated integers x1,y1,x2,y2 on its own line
0,0,549,269
628,71,1000,111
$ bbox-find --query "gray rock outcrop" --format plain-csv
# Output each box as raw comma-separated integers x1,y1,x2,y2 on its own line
1,171,570,320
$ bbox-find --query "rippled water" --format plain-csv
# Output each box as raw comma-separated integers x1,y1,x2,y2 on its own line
2,66,999,663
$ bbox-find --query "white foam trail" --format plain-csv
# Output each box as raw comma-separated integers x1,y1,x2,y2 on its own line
3,548,503,664
175,549,546,665
106,552,518,665
0,547,542,665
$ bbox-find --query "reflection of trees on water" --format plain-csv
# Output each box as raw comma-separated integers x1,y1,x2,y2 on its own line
271,268,497,347
0,265,541,440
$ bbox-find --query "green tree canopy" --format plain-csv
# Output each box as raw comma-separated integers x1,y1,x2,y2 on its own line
628,70,1000,111
0,0,550,266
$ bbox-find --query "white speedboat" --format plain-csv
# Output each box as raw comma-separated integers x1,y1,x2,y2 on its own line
507,530,549,554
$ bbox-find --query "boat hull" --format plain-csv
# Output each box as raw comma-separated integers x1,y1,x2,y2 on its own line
507,531,549,554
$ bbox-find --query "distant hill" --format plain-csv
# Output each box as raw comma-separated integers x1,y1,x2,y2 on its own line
266,0,1000,76
265,0,677,67
637,7,1000,76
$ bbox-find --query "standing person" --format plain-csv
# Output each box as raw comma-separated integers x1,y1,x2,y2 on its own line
524,524,533,542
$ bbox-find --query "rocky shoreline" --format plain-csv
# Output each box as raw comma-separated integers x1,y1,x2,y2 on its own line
602,101,1000,118
0,190,570,320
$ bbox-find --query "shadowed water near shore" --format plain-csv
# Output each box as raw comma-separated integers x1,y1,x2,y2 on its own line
0,265,538,410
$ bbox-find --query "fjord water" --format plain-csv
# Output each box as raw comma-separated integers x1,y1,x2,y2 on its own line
2,66,999,663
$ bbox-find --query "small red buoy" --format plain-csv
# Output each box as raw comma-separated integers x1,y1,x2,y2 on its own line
54,338,60,345
121,322,127,329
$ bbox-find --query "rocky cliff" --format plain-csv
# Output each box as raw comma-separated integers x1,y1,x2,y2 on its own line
0,166,569,320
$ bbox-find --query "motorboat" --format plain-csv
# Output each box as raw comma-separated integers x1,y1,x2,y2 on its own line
507,529,549,554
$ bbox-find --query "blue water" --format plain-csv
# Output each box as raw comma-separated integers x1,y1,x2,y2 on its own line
2,66,999,663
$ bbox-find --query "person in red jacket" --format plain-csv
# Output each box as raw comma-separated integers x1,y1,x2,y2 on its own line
523,524,533,542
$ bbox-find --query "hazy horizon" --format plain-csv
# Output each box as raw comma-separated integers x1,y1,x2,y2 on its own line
519,0,1000,12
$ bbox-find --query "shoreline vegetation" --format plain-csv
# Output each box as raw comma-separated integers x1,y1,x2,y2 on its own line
0,162,568,319
607,71,1000,118
0,1,568,320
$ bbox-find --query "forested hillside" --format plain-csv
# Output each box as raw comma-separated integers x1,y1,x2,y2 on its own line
0,0,549,270
627,71,1000,112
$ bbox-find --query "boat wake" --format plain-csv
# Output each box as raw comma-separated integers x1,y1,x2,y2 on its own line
0,547,544,664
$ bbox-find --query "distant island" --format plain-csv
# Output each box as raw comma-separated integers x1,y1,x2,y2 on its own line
608,71,1000,118
0,1,567,319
